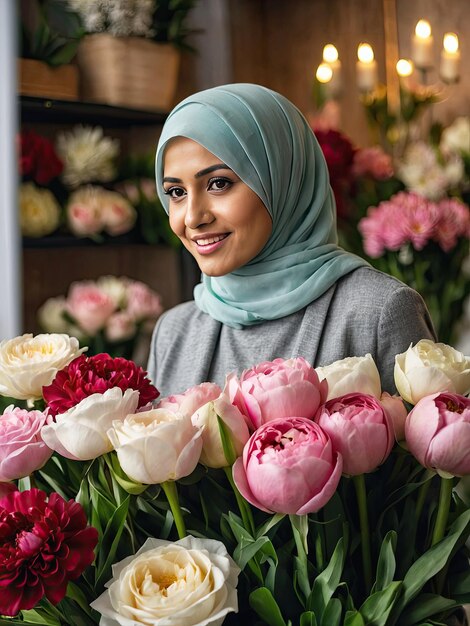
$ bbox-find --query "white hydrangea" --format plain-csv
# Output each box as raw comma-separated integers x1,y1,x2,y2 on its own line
68,0,155,38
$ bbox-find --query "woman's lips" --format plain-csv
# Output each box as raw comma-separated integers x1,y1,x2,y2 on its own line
193,233,230,254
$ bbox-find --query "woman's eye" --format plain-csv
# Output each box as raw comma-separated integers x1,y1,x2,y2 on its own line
208,177,232,192
164,186,185,199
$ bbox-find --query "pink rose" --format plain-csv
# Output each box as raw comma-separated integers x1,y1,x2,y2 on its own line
0,407,52,481
315,393,394,475
227,357,327,431
405,392,470,477
65,282,116,336
158,382,222,417
102,192,137,236
67,201,102,236
125,281,163,322
233,417,342,514
380,392,408,441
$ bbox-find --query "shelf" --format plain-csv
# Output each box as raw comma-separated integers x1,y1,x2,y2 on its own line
19,96,168,127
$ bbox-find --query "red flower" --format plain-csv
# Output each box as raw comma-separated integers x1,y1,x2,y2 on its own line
19,130,63,185
43,353,160,417
0,488,98,616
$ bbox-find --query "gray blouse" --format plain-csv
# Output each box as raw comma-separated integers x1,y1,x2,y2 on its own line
147,267,436,397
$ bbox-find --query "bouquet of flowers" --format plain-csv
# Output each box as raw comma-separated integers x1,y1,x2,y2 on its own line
0,332,469,626
37,275,163,359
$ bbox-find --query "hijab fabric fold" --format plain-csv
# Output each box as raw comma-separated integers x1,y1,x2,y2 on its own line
155,83,368,329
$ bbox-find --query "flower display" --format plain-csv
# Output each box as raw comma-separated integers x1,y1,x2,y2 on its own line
107,408,203,484
42,352,159,417
0,488,98,617
56,125,119,188
91,536,240,626
406,392,470,477
65,281,117,335
18,129,64,186
227,357,327,430
315,392,394,475
233,417,342,514
0,333,85,401
0,335,469,626
19,182,61,238
66,185,137,237
394,339,470,405
0,407,52,481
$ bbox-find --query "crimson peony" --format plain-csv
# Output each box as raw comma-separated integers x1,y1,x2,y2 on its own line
18,130,64,186
0,488,98,616
43,353,159,417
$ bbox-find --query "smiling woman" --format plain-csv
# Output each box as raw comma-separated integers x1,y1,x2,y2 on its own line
148,83,435,397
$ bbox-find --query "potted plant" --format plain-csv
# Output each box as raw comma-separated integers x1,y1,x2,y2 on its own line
69,0,199,111
19,0,84,100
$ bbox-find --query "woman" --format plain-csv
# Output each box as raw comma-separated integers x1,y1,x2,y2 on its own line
148,83,435,396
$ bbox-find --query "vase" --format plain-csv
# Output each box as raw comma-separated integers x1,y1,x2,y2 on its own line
76,34,180,112
18,58,79,100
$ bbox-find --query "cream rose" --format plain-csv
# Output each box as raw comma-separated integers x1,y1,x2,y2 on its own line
41,387,139,460
107,408,203,484
0,334,86,401
316,353,381,400
394,339,470,405
91,536,239,626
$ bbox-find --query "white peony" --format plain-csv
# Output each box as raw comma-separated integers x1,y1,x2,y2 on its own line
56,125,119,188
96,275,129,308
41,387,139,460
394,339,470,405
91,536,240,626
0,334,85,401
397,141,455,200
440,117,470,156
316,353,382,400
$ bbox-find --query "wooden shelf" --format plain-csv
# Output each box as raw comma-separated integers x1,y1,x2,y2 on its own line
19,96,168,127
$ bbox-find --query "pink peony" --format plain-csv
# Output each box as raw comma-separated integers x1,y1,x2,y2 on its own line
0,407,52,481
105,312,136,342
101,192,137,236
158,382,222,417
0,488,98,616
43,353,159,417
125,281,163,322
434,198,470,252
67,201,103,236
315,392,394,475
405,392,470,477
227,357,327,431
380,392,408,442
352,146,394,180
233,417,342,514
65,281,116,336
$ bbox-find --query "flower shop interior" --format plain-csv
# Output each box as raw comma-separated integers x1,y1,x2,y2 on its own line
1,0,470,625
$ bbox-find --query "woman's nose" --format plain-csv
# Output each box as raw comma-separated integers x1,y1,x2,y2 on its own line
184,193,213,229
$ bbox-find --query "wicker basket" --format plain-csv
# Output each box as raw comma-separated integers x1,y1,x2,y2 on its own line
76,34,180,112
19,58,79,100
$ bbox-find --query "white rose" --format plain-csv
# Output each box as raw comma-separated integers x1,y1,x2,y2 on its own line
41,387,139,460
96,275,129,308
0,334,86,401
316,354,381,400
191,395,250,468
108,408,202,484
91,536,240,626
394,339,470,405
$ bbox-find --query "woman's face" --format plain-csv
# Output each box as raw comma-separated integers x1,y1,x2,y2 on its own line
163,137,272,277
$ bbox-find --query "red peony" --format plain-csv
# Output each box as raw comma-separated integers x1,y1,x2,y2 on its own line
19,130,64,185
43,353,159,417
0,488,98,616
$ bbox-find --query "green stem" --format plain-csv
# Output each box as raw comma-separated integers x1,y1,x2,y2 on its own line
353,474,372,592
223,466,255,536
290,514,311,603
431,477,454,547
162,481,186,539
415,476,432,524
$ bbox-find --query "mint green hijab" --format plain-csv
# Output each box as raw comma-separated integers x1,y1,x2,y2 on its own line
155,83,368,329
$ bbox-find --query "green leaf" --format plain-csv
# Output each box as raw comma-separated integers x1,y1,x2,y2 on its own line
217,415,237,466
234,535,270,570
374,531,397,592
398,593,459,626
249,587,287,626
256,513,286,539
300,611,318,626
15,609,60,625
359,581,402,626
344,610,366,626
95,496,130,590
308,538,345,617
321,598,343,626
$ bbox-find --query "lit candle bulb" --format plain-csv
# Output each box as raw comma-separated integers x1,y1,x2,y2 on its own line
322,44,342,97
412,19,434,69
440,32,460,83
316,62,333,99
356,43,378,92
396,58,414,89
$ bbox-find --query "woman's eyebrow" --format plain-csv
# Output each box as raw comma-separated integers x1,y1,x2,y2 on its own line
162,163,231,184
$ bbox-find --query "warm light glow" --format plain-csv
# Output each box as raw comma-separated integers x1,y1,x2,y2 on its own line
316,63,333,83
323,44,339,63
396,58,413,77
357,43,374,64
443,32,459,54
415,19,432,40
